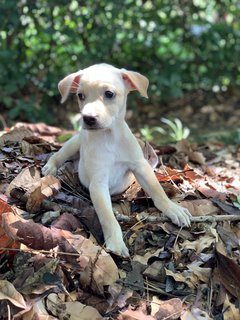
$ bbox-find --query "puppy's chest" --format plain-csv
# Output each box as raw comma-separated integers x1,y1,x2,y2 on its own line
78,141,130,189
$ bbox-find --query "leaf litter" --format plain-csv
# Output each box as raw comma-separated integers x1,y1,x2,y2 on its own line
0,123,240,319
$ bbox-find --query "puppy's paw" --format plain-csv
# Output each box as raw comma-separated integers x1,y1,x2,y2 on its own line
105,226,129,257
163,202,191,227
106,238,129,257
42,161,58,176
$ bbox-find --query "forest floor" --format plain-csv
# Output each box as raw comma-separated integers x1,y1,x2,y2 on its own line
0,90,239,319
126,90,240,144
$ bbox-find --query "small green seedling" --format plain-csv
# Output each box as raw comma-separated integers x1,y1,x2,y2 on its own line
161,117,190,141
140,125,165,142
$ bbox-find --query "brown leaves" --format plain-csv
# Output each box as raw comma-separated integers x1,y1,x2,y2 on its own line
215,242,240,298
66,235,119,294
1,124,240,319
0,199,18,251
7,167,61,213
151,297,183,320
176,139,206,165
47,293,103,319
0,280,27,309
2,211,60,250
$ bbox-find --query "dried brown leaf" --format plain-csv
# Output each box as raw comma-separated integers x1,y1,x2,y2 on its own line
119,307,155,320
142,141,159,168
0,280,27,309
14,122,61,133
151,297,183,320
0,127,33,147
197,186,226,202
181,233,217,255
215,242,240,298
108,283,134,311
65,235,119,295
181,307,212,320
211,199,240,215
2,211,61,250
46,293,103,320
6,167,41,197
21,139,46,156
0,199,17,250
176,140,206,165
25,175,61,213
223,295,240,320
51,212,83,231
16,299,57,319
180,199,219,216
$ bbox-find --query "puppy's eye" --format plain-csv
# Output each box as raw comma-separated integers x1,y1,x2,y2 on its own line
104,90,115,99
77,93,85,101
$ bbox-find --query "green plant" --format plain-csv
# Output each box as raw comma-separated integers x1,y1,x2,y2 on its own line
161,118,190,141
140,125,165,142
233,195,240,210
69,113,81,131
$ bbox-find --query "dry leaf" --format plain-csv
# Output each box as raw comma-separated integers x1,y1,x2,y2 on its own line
14,122,62,136
0,280,27,309
50,212,83,230
2,211,61,250
215,242,240,298
0,127,34,147
25,175,61,213
223,295,240,320
119,307,155,320
6,167,41,197
46,293,103,320
165,269,194,288
181,307,212,320
151,297,183,320
66,235,119,295
0,199,17,251
176,140,206,165
21,140,46,156
143,141,159,168
180,199,219,216
181,234,216,255
16,299,57,320
197,186,226,202
108,283,134,311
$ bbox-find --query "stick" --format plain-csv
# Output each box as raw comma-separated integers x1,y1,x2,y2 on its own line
135,213,240,223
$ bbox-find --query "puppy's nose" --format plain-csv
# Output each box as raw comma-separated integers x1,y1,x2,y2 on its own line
83,115,97,127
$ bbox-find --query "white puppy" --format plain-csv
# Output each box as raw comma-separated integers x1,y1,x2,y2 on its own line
42,64,191,256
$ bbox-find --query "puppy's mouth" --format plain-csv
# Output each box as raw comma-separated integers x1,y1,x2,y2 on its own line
82,124,104,130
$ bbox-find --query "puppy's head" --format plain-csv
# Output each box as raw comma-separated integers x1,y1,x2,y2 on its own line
58,64,149,130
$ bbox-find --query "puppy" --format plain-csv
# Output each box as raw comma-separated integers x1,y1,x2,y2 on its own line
42,64,191,256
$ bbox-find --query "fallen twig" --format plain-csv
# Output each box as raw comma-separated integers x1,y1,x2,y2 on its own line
136,212,240,223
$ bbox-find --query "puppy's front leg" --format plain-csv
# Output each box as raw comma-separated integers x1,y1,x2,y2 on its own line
42,133,81,176
89,180,129,257
133,159,191,227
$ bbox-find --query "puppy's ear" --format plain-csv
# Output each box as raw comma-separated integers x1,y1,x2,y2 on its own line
58,71,81,103
121,69,149,98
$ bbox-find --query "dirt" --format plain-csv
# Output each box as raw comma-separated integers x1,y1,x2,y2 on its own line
126,90,240,137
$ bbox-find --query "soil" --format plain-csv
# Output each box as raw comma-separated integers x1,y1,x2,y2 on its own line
126,89,240,138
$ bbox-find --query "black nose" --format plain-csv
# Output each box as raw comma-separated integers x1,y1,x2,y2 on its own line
83,115,97,127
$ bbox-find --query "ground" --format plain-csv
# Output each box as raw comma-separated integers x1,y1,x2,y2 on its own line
0,90,239,319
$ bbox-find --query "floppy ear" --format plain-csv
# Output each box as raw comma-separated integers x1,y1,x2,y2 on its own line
121,69,149,98
58,71,81,103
